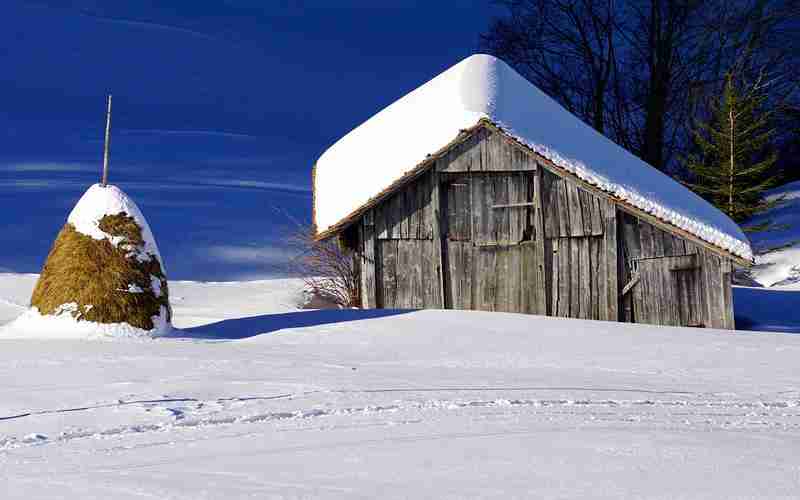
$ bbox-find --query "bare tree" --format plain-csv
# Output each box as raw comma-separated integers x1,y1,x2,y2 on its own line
481,0,622,135
481,0,800,173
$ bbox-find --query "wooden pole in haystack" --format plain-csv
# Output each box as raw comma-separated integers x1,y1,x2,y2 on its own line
101,94,112,187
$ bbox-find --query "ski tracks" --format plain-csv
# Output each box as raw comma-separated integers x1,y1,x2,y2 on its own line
2,390,800,451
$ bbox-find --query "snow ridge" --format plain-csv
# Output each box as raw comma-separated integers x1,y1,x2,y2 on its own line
315,54,752,261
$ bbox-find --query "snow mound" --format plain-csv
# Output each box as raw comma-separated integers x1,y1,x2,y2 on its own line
68,183,164,267
6,183,172,339
747,180,800,286
315,54,752,261
1,305,171,339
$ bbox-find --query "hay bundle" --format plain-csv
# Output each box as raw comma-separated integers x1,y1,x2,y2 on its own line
8,184,171,338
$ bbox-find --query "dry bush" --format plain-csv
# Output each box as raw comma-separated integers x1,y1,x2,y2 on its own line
286,224,359,309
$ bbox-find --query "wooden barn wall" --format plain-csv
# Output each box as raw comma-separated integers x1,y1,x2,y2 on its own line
352,125,734,329
539,168,618,321
435,127,548,314
617,211,734,329
357,170,443,309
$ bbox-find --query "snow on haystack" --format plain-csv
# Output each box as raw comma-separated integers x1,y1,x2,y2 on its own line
314,54,752,261
1,184,171,339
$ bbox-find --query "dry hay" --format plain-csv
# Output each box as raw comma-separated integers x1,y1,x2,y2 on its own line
30,213,171,330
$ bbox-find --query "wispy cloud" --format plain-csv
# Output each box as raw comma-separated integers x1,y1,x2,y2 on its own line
199,178,311,193
204,244,298,265
119,129,259,140
0,179,84,190
23,3,235,46
3,162,97,173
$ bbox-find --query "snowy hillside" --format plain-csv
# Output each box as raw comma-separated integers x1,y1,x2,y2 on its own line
747,180,800,286
2,273,800,499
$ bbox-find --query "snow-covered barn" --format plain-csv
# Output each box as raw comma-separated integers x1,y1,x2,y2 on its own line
312,54,752,328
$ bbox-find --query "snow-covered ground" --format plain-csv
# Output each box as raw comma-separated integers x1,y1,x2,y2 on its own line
747,180,800,287
2,273,800,499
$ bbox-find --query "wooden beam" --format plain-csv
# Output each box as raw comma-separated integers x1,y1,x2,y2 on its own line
620,273,640,297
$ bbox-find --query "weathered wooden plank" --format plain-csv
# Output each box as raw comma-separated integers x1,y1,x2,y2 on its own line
603,202,619,322
406,186,418,240
590,195,604,236
470,175,486,244
566,183,584,237
496,248,510,312
704,251,724,329
721,259,734,329
359,212,377,309
662,229,675,256
493,175,510,243
418,240,434,307
579,189,594,236
446,179,471,241
638,219,655,258
556,178,571,237
598,232,609,320
507,174,522,243
380,240,398,308
569,235,580,317
548,238,559,315
578,236,591,319
395,240,411,308
431,172,445,308
590,237,600,320
375,203,388,240
542,171,560,239
532,168,548,315
475,248,499,311
399,190,410,239
418,172,432,239
438,131,482,173
652,226,665,257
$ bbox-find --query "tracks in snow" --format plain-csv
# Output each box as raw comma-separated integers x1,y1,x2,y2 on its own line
2,390,800,451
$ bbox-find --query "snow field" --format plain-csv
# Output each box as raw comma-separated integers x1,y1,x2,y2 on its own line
2,273,800,498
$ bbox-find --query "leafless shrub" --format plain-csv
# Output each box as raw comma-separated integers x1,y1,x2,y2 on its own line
286,224,359,309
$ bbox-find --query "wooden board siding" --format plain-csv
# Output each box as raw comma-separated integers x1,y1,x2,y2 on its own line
352,125,734,329
539,169,617,321
618,212,734,328
375,171,434,240
358,210,377,309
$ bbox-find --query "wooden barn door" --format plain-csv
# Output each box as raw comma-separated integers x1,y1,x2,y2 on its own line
629,255,705,327
440,171,546,314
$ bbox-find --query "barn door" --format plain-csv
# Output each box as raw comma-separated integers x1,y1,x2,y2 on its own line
441,172,545,313
629,254,705,327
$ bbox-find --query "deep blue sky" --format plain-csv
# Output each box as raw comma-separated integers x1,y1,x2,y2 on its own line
1,1,499,280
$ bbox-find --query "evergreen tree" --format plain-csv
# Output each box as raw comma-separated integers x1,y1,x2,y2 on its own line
684,73,780,223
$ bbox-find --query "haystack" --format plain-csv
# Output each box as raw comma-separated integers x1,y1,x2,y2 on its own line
5,183,172,338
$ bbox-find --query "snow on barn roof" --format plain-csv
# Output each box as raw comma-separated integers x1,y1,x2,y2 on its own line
314,54,752,262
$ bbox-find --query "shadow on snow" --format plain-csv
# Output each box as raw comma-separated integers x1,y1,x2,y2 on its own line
733,287,800,333
168,308,415,340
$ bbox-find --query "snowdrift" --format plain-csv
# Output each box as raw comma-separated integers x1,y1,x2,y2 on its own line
747,180,800,286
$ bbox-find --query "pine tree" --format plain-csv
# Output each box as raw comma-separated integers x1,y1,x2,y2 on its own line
684,73,780,223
